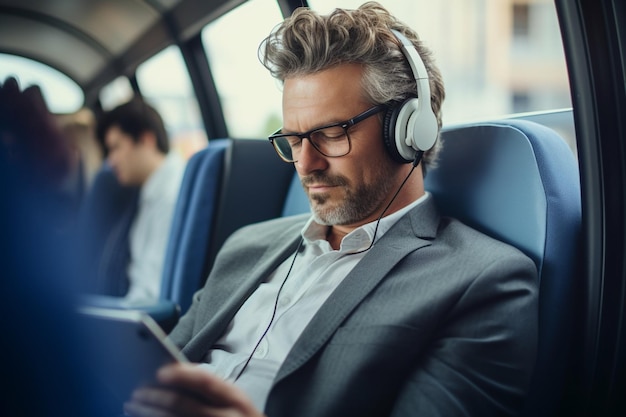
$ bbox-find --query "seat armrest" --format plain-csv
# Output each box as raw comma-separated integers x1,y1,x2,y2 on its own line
78,294,180,333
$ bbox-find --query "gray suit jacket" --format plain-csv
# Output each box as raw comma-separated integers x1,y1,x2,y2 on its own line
169,196,538,417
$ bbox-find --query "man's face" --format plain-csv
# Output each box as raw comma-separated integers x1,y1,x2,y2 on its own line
105,125,149,186
282,63,400,227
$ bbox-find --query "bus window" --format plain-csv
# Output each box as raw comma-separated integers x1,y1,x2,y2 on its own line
136,45,208,159
0,53,83,114
99,76,134,111
201,0,283,139
309,0,572,127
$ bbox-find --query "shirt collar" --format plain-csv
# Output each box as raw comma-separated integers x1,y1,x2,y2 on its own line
140,152,175,202
301,192,430,253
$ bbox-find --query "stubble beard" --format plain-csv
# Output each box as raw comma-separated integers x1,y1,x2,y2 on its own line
304,161,397,226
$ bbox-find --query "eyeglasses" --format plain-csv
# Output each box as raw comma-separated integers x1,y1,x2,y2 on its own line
268,105,386,163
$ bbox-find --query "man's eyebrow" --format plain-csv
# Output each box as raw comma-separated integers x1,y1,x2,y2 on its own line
283,118,346,135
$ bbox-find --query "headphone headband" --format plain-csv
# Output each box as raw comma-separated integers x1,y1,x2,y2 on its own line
391,30,432,112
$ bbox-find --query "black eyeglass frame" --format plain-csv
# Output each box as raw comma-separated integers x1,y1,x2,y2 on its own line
268,104,387,163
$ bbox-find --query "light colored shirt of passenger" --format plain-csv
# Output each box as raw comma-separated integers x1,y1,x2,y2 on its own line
198,193,429,410
125,151,186,303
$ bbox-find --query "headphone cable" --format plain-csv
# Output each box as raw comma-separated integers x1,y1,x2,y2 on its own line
233,151,422,380
351,150,423,255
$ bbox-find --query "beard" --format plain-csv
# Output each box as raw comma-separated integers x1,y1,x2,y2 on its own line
302,160,397,226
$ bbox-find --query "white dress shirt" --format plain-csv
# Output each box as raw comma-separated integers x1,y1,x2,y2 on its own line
198,193,429,410
125,152,186,303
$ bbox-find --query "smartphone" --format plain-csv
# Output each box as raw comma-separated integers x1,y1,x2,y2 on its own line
78,307,188,404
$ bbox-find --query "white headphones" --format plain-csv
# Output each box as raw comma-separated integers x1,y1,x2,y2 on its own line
382,29,439,163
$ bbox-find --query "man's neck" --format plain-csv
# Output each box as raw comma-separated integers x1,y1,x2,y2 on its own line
326,227,348,251
140,152,166,185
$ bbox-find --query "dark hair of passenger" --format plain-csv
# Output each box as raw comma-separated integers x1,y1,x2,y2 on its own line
0,77,72,186
98,98,170,154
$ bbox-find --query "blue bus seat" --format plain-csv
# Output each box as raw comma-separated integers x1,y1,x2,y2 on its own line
78,140,230,330
192,139,297,306
155,138,297,316
425,119,581,417
84,138,298,323
282,172,310,217
159,139,230,315
77,163,139,296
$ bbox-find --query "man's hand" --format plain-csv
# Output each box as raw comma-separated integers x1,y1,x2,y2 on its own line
123,363,266,417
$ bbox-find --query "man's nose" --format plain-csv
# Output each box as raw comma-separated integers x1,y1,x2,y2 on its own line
296,138,328,174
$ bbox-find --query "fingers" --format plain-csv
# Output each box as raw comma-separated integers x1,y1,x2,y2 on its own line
124,392,173,417
124,385,209,417
123,363,264,417
156,363,256,411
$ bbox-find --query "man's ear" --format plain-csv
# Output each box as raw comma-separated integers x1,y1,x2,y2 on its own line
137,131,157,149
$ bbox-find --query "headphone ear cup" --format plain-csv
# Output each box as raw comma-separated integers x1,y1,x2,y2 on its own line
388,29,439,162
383,102,413,164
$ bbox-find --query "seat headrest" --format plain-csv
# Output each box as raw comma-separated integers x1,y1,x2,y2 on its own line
282,173,310,217
425,119,580,276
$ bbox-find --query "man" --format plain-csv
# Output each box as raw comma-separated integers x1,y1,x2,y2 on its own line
124,2,537,416
98,98,186,303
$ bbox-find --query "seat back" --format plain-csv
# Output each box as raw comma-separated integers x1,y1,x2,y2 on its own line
161,138,296,314
159,139,230,312
282,173,310,217
424,119,581,417
206,139,297,278
78,141,234,330
77,163,139,296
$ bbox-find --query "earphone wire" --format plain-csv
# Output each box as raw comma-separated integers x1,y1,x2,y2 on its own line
233,237,304,382
350,150,423,255
233,151,422,381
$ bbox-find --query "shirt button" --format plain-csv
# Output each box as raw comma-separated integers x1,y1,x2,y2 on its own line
254,339,268,358
279,296,291,307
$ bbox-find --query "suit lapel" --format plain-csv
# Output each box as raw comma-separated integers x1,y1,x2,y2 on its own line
274,197,440,383
182,219,305,360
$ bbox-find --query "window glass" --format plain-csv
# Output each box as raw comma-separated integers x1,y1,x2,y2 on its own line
513,3,530,38
308,0,572,125
136,45,207,159
201,0,284,139
99,76,134,111
0,53,84,113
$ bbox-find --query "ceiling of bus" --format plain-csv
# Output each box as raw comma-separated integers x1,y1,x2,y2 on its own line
0,0,245,93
